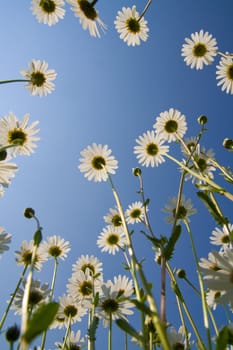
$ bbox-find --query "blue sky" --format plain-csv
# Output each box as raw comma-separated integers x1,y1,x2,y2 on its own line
0,0,232,349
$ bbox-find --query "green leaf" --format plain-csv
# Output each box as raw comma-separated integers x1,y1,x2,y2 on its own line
131,299,152,315
215,326,231,350
33,229,43,246
88,316,99,341
22,302,59,344
116,319,144,343
197,191,229,226
163,225,182,261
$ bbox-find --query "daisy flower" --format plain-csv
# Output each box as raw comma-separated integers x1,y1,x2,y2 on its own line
21,59,56,96
181,29,218,70
72,254,103,278
51,295,87,329
96,280,134,327
114,6,149,47
180,136,199,157
0,227,11,255
167,325,191,349
199,251,220,273
125,201,147,224
0,112,40,157
206,289,222,310
0,157,18,187
67,0,106,38
11,279,50,315
153,108,187,143
210,224,232,249
55,329,86,349
134,130,169,167
31,0,65,26
103,206,122,227
15,240,48,271
186,145,216,184
162,195,197,224
97,225,127,255
78,143,118,182
67,270,103,301
110,275,134,298
40,235,70,260
216,55,233,94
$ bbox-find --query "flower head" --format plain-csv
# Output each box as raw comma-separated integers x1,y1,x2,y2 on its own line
0,227,11,255
97,226,127,255
51,295,87,329
21,59,56,96
31,0,65,26
40,235,70,260
15,240,48,271
167,325,191,349
104,207,122,227
0,112,40,157
67,270,103,301
11,279,50,314
210,224,232,251
67,0,106,38
181,136,198,157
125,201,147,224
79,143,118,182
114,6,149,47
55,329,86,349
134,130,169,167
181,29,218,70
72,254,103,279
162,195,197,224
153,108,187,143
216,55,233,94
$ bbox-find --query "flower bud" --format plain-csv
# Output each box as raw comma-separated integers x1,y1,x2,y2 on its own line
197,115,208,125
5,324,20,343
223,138,233,150
132,167,142,176
24,208,35,219
176,269,186,279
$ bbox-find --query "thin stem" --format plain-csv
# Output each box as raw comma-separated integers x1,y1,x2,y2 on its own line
108,313,112,350
61,314,71,350
0,79,29,84
217,51,233,59
165,153,233,201
139,0,152,21
0,265,28,331
160,255,166,326
184,221,212,350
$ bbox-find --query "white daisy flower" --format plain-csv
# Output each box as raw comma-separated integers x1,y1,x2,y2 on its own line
181,136,199,157
153,108,187,143
167,325,191,349
31,0,65,26
0,157,18,187
114,6,149,47
79,143,118,182
97,225,127,255
0,227,11,255
125,201,147,224
0,112,40,157
162,195,197,224
72,254,103,278
55,329,86,349
96,280,134,327
51,295,87,329
181,29,218,70
216,55,233,94
67,0,106,38
110,275,134,298
21,59,56,96
185,145,216,184
134,130,169,167
210,224,232,248
11,279,50,315
104,207,122,227
199,251,220,273
206,289,222,310
15,240,48,271
67,270,103,301
40,235,70,260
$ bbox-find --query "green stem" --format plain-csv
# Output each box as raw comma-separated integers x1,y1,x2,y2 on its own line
184,221,212,350
40,258,59,350
61,314,71,350
165,153,233,201
139,0,152,21
166,263,206,350
0,265,27,331
0,79,29,84
108,313,112,350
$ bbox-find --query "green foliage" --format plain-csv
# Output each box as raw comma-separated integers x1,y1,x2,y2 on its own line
197,191,229,226
163,225,182,261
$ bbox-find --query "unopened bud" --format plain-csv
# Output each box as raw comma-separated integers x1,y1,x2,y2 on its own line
24,208,35,219
176,269,186,279
0,150,7,161
133,167,142,176
197,115,208,125
223,138,233,150
5,324,20,343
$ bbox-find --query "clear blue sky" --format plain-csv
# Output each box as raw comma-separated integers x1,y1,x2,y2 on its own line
0,1,232,348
